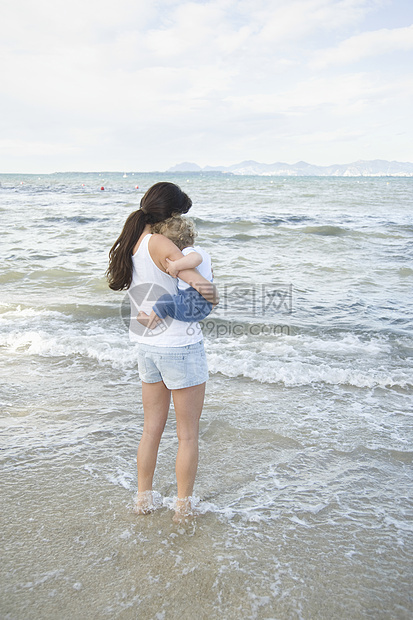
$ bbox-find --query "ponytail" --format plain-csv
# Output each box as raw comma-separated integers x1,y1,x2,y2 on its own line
106,209,146,290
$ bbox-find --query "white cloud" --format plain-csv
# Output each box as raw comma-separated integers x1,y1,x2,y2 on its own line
223,72,393,118
146,2,232,58
0,0,412,171
0,138,79,156
311,24,413,68
257,0,372,43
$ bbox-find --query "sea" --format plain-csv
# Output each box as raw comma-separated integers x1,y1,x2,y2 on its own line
1,172,412,619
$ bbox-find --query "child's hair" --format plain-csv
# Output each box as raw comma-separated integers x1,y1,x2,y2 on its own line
151,215,197,250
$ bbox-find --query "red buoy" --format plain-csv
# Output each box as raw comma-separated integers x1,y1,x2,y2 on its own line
135,185,139,189
100,186,104,191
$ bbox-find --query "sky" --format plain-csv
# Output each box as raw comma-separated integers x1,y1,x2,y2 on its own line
1,0,412,172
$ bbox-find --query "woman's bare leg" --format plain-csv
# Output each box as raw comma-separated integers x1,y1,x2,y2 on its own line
172,382,205,520
135,380,171,513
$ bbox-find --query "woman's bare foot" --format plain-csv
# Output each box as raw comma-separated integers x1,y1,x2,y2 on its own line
133,490,155,515
173,497,195,524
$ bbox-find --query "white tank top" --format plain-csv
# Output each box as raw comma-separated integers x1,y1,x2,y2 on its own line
128,234,203,346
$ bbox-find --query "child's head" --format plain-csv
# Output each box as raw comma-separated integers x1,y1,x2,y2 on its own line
151,215,197,250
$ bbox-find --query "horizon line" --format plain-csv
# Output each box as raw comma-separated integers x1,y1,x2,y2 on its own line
1,156,413,176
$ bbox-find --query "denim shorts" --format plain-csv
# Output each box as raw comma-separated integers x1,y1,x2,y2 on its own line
136,340,208,389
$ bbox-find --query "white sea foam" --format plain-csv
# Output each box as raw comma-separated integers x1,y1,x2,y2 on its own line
204,333,410,389
106,469,135,490
0,324,138,370
0,305,66,320
207,353,410,388
1,314,410,389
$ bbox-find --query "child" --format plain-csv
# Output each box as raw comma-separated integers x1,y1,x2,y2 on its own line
137,215,213,329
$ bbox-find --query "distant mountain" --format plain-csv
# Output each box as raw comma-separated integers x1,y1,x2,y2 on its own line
167,162,202,172
167,159,413,177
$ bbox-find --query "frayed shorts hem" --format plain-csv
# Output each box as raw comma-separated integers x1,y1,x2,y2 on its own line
141,377,208,390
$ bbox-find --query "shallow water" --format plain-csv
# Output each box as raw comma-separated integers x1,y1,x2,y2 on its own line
1,172,412,618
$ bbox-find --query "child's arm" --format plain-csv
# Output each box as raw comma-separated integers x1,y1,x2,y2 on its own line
166,251,202,278
150,234,218,305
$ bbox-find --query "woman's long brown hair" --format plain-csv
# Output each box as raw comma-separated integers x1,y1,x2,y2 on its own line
106,182,192,290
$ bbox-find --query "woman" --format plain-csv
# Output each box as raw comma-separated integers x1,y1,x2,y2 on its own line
107,182,218,522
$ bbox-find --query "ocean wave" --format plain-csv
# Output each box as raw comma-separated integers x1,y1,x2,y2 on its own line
0,303,126,325
302,225,351,236
193,217,408,243
0,305,69,320
0,270,27,284
43,215,110,224
192,215,311,228
209,358,413,389
205,349,411,389
204,331,411,389
398,267,413,277
1,312,410,389
0,328,137,370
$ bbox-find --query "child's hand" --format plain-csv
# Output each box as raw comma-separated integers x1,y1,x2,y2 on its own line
165,258,180,278
137,310,162,330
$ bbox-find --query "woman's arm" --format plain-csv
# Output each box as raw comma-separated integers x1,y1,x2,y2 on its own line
149,234,219,305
